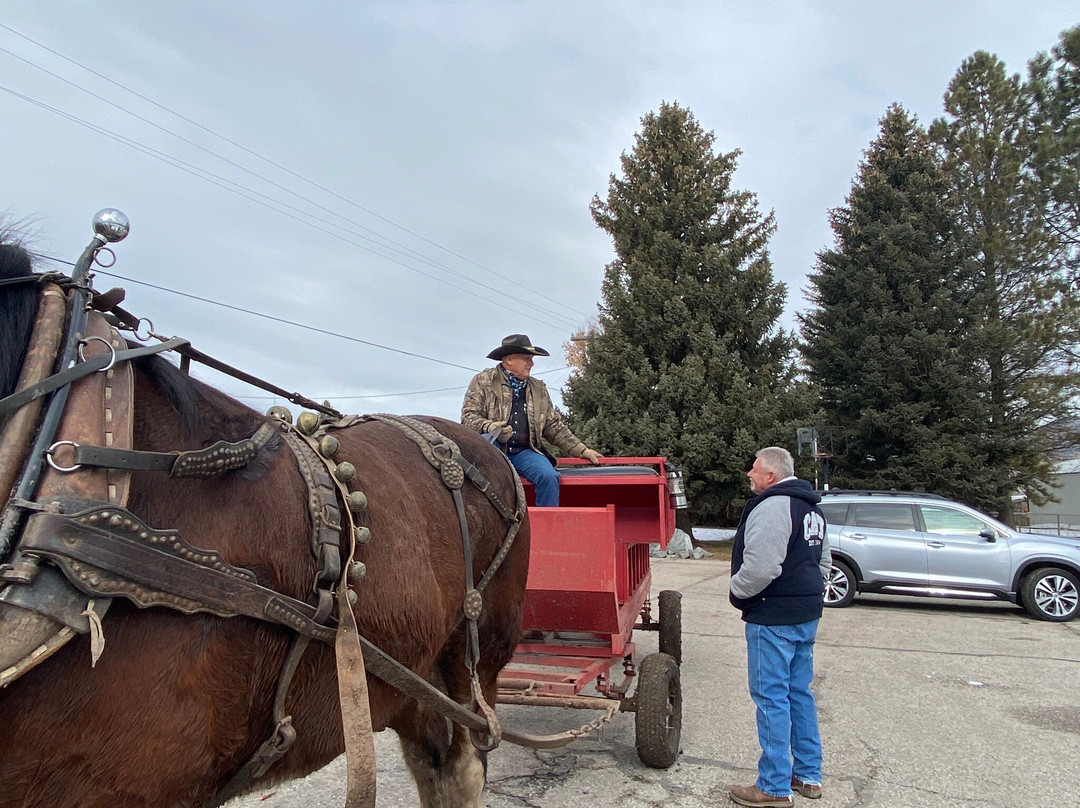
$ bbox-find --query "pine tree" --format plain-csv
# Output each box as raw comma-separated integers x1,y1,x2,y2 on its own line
800,105,998,508
930,51,1080,520
564,102,802,523
1028,26,1080,287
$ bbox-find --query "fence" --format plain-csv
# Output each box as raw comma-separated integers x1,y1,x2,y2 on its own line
1015,512,1080,537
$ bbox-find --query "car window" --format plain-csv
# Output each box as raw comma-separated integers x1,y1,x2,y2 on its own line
919,505,990,537
851,503,916,531
820,502,848,526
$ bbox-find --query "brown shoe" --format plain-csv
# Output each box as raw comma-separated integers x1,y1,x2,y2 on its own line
729,784,794,807
791,777,822,799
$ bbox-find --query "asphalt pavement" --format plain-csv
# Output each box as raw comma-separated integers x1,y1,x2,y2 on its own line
229,553,1080,807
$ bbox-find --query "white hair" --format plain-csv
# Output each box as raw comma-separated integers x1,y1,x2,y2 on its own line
755,446,794,478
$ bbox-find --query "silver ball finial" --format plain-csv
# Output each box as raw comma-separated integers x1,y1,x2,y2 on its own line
92,209,130,243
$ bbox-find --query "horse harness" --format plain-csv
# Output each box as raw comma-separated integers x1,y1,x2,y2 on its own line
0,267,526,804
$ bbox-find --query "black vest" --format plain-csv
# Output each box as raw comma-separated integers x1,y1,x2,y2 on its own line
506,382,529,454
729,478,825,625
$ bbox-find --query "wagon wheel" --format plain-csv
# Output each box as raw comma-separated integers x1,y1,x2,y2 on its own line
634,652,681,768
657,589,682,665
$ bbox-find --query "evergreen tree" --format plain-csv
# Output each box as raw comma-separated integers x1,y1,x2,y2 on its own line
1028,26,1080,287
800,105,997,508
564,102,802,523
930,51,1080,520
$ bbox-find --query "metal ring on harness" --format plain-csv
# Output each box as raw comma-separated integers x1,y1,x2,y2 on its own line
93,246,117,268
45,441,82,473
77,336,117,371
132,318,154,342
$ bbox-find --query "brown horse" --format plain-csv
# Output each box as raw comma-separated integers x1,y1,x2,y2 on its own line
0,239,530,808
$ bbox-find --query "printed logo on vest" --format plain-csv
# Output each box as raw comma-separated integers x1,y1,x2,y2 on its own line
803,511,825,547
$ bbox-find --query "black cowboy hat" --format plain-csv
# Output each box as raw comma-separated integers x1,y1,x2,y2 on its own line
486,334,551,361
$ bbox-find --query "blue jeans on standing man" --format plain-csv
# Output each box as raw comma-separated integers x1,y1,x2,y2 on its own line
745,619,822,797
508,448,561,507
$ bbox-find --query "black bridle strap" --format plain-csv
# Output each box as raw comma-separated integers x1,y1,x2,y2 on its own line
0,337,189,419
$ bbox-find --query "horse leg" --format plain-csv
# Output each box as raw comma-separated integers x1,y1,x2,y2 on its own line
399,715,486,808
396,640,492,808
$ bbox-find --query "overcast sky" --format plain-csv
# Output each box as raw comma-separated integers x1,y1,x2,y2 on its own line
3,2,1076,420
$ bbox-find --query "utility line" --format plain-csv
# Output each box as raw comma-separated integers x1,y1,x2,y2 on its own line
33,242,580,399
237,366,570,402
0,22,593,323
2,83,574,331
28,252,481,373
33,249,576,394
92,269,484,373
0,43,581,329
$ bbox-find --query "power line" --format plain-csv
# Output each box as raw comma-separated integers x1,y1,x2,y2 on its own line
0,43,582,329
0,22,594,323
0,82,578,332
236,366,571,401
94,269,484,373
28,251,481,373
23,253,571,392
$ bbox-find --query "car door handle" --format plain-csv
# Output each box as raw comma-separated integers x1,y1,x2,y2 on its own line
848,533,867,540
926,541,945,549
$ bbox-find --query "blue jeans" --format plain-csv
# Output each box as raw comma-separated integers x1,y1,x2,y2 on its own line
508,449,560,507
745,620,822,797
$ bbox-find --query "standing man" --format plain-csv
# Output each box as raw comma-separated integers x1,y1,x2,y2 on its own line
729,447,831,807
461,334,602,506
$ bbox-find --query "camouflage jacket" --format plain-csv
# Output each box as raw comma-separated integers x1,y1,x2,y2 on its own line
461,366,588,460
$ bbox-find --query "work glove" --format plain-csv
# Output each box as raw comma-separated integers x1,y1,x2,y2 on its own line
581,448,603,465
487,421,514,443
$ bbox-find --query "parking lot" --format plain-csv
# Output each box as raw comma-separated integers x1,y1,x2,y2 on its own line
230,554,1080,807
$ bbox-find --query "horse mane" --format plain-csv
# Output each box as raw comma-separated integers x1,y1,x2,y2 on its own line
0,239,39,401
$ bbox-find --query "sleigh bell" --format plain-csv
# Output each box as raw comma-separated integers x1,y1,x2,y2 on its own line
297,411,321,435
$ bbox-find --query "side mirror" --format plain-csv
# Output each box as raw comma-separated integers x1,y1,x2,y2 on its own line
979,528,997,543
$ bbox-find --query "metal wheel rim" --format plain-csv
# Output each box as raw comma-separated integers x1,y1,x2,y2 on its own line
1033,574,1079,618
661,673,682,750
825,567,849,604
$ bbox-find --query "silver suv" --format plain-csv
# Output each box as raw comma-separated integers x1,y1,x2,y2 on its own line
819,490,1080,622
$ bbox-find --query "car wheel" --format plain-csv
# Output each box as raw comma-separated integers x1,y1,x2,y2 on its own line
824,559,856,608
1021,567,1080,622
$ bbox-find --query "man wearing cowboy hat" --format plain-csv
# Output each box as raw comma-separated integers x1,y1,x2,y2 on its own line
462,334,603,506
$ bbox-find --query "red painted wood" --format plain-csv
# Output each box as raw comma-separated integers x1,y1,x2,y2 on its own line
504,458,677,698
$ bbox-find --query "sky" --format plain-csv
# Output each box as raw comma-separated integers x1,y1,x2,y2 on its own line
2,2,1077,420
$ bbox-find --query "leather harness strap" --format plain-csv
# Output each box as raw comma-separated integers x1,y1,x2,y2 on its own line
0,284,66,514
359,413,526,751
0,337,189,420
62,423,277,478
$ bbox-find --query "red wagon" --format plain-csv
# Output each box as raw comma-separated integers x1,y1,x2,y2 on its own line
497,456,686,767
